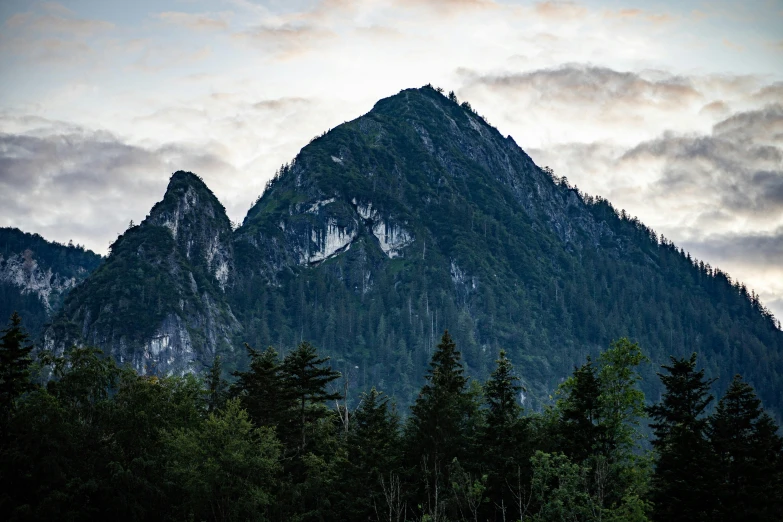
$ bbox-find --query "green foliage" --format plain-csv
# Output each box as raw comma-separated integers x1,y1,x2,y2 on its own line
647,353,717,521
282,341,342,451
554,357,604,463
0,312,34,423
231,344,292,431
163,398,281,522
527,451,598,522
481,349,532,520
206,354,228,412
708,375,783,521
1,316,782,521
341,388,402,520
406,330,481,520
596,338,649,461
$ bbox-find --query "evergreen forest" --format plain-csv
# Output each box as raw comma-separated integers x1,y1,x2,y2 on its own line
2,311,781,522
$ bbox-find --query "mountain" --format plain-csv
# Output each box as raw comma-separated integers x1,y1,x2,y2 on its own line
46,172,240,375
45,86,783,416
0,227,101,335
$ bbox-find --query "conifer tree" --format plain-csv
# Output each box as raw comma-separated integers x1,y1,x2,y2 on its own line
555,357,604,463
206,354,228,412
281,341,341,451
481,349,529,520
343,388,402,520
0,312,34,424
709,375,783,521
648,353,716,521
231,344,292,431
408,330,469,461
407,330,476,519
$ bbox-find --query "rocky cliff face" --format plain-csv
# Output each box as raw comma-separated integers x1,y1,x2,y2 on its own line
47,172,240,375
0,227,101,336
1,250,82,312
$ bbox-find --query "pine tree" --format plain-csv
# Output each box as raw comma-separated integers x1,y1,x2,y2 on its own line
709,375,783,521
231,344,292,430
555,357,604,463
342,388,402,520
406,330,476,520
481,349,529,521
648,353,716,521
281,341,341,452
206,354,228,412
0,312,34,422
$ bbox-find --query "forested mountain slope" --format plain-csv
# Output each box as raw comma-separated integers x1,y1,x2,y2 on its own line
231,85,783,415
0,227,101,336
44,85,783,417
46,172,240,375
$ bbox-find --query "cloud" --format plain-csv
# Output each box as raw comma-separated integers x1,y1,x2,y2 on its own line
603,7,675,25
234,24,337,59
0,126,237,253
156,11,231,31
684,228,783,266
0,3,113,65
722,38,744,52
461,65,700,109
457,65,710,147
533,1,587,20
680,229,783,320
132,45,213,73
394,0,497,14
5,4,114,36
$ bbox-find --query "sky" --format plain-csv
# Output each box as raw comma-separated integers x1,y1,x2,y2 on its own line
0,0,782,318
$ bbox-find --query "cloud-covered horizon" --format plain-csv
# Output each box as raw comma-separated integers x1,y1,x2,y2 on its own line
1,0,781,319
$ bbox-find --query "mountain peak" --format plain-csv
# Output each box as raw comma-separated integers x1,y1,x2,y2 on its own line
168,170,211,191
147,171,230,241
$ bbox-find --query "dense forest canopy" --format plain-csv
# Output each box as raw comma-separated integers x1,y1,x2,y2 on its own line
1,313,781,521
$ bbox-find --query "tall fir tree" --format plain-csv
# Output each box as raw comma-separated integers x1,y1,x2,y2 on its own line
481,349,530,521
281,341,341,452
0,312,34,426
206,354,228,412
709,375,783,522
341,388,402,520
554,357,604,463
647,353,717,522
406,330,476,520
231,344,294,433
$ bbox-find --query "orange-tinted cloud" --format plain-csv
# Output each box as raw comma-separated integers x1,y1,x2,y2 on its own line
234,24,337,60
534,1,587,20
156,12,231,32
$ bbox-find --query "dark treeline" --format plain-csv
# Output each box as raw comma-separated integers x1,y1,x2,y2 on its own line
1,311,782,521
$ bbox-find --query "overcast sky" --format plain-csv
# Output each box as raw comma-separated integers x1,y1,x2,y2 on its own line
1,0,781,318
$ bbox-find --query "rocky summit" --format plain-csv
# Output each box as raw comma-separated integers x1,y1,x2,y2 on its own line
34,85,783,415
46,171,239,375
